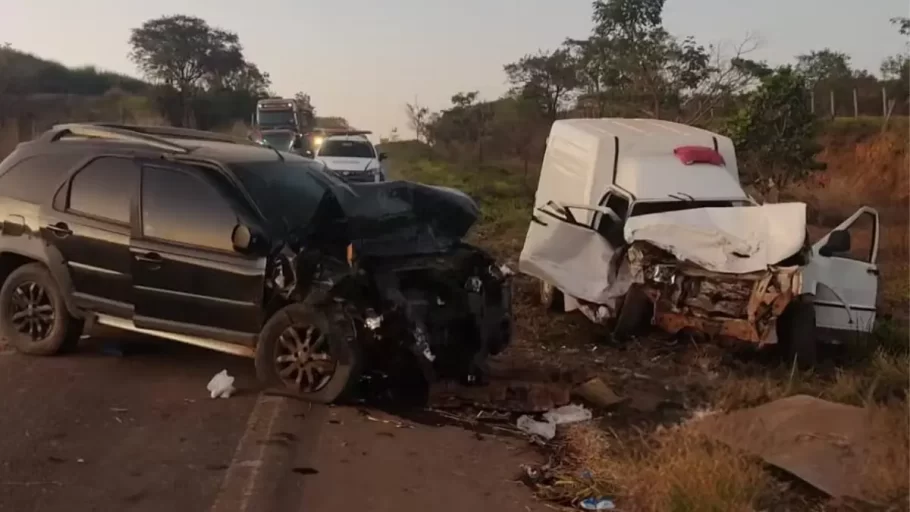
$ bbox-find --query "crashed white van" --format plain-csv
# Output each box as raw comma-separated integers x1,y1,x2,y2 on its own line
519,118,880,365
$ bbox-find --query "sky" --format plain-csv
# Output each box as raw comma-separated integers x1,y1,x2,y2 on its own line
1,0,907,139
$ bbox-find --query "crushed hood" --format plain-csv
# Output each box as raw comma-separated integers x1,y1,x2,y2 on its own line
624,202,807,273
317,156,379,172
313,180,479,256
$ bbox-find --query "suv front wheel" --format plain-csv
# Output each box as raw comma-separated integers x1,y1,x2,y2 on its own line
0,262,84,355
255,303,362,403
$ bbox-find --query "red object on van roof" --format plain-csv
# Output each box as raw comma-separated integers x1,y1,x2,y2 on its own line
674,146,725,166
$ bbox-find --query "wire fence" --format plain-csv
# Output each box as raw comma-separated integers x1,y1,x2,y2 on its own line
810,85,910,118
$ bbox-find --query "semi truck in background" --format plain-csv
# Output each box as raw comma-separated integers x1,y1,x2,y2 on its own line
251,98,318,155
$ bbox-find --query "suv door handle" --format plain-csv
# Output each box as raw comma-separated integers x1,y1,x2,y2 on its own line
135,252,163,264
46,222,72,237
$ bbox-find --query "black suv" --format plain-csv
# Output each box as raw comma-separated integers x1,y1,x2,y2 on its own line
0,123,512,402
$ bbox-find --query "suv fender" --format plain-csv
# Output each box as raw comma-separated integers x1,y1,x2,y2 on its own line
0,241,82,319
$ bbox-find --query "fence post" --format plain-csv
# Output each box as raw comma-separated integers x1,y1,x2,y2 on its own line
853,88,858,117
810,90,815,114
882,87,888,117
829,90,835,118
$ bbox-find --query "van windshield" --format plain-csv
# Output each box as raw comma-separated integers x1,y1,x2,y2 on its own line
630,199,753,217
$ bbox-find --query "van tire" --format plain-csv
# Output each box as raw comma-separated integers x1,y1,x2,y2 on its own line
613,286,652,341
777,296,818,369
0,263,83,356
539,280,564,312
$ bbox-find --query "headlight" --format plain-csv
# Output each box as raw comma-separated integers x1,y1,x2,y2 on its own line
313,136,324,147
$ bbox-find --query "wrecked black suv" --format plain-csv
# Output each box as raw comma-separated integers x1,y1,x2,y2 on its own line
0,123,512,402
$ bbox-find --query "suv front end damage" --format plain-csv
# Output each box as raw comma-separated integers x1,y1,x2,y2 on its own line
629,242,802,344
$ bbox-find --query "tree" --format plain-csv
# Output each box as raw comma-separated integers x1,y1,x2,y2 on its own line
405,102,430,142
569,0,720,120
128,15,266,126
504,48,579,122
315,116,349,129
795,49,853,86
726,66,825,198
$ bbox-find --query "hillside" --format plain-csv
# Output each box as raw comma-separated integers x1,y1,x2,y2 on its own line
0,45,148,96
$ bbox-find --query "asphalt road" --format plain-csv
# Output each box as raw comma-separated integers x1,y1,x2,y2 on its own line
0,330,548,512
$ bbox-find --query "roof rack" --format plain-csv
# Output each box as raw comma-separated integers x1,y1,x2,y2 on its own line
45,123,190,153
87,123,259,147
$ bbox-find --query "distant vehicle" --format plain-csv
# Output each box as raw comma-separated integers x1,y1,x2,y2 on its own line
0,123,513,402
520,118,880,367
251,98,317,155
314,131,388,183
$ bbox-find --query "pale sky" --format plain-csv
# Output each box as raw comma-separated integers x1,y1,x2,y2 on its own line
1,0,907,138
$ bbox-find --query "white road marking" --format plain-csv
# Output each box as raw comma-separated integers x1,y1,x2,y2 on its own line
208,393,287,512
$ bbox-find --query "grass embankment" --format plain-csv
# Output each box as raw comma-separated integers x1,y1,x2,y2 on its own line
381,121,909,510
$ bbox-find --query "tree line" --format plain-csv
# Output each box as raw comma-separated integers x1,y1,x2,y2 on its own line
408,0,909,195
1,15,347,131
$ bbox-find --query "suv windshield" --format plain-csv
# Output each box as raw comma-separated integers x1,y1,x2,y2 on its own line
318,140,374,158
230,159,353,231
257,110,296,127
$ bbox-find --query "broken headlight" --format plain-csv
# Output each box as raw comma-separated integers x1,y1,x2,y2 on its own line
648,264,677,284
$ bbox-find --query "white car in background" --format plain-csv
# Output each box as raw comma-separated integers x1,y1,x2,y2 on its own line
314,133,387,183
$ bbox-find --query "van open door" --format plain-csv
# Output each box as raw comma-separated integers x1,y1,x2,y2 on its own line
804,207,880,339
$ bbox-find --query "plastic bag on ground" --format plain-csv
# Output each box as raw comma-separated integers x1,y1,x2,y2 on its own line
207,369,236,399
516,415,556,440
543,404,592,425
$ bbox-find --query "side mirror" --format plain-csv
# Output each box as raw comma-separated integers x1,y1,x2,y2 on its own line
378,152,388,161
819,229,851,257
232,223,267,253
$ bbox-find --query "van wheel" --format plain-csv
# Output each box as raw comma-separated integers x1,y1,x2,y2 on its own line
539,280,564,312
256,303,361,403
0,263,83,356
777,296,817,369
613,286,652,341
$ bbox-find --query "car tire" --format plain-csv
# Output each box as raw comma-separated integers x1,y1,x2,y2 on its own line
777,295,818,369
539,279,564,312
0,263,83,356
613,285,653,341
255,302,361,404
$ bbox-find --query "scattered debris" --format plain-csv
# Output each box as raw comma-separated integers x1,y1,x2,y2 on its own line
206,370,236,399
517,415,556,440
291,467,319,476
110,407,128,413
429,380,571,412
572,378,624,409
517,404,593,440
579,497,616,510
695,395,888,504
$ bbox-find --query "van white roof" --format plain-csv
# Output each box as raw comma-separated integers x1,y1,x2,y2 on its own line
544,118,744,204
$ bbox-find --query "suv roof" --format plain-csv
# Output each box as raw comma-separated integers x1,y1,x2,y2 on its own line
19,123,299,165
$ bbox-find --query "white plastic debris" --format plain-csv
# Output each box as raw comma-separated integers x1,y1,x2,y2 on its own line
517,404,593,440
207,369,236,399
516,415,557,440
543,404,593,425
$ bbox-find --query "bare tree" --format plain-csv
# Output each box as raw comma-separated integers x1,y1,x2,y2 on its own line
405,101,429,142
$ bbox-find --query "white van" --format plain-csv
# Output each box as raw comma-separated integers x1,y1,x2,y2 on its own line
519,118,880,366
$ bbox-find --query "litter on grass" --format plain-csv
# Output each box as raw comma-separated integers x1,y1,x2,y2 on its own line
517,404,593,440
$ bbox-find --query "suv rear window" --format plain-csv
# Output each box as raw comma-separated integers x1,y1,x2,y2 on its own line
0,153,82,203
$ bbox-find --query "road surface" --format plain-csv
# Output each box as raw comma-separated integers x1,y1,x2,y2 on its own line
0,330,548,512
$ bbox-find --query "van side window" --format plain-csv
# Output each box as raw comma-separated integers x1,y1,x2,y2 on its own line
597,193,630,247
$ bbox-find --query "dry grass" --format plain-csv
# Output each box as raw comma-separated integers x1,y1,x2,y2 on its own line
542,423,774,511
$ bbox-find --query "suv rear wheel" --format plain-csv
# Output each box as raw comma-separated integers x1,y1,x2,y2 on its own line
0,263,83,356
255,303,361,403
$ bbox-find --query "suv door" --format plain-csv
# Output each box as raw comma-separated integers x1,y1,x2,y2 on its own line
804,207,880,338
130,164,267,344
44,156,138,317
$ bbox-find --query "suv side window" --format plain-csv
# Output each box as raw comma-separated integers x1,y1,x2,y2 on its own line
0,154,82,204
67,157,138,225
141,166,238,253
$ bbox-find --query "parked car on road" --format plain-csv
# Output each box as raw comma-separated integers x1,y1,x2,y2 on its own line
0,123,512,402
314,132,387,183
520,118,880,367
